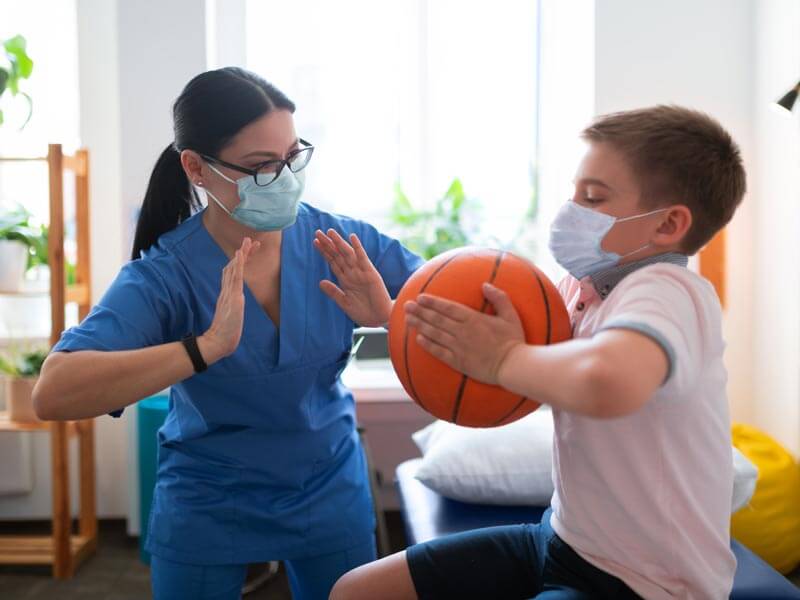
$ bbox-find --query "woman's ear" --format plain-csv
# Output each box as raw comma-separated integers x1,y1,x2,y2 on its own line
652,205,692,248
180,150,205,186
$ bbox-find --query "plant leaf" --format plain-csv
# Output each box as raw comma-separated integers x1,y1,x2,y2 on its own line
4,35,33,79
0,354,19,377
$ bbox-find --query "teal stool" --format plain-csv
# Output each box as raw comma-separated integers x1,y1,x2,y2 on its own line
137,394,169,565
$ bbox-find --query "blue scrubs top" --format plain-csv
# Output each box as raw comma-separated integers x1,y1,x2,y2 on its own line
53,203,423,565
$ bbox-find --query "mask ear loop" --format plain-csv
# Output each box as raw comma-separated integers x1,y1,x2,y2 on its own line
203,162,240,216
207,162,238,185
204,187,234,217
615,206,670,223
611,207,671,260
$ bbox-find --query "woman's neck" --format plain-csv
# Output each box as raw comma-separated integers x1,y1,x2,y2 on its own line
202,205,281,258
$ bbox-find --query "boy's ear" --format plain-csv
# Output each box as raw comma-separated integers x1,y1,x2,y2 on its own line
652,205,692,248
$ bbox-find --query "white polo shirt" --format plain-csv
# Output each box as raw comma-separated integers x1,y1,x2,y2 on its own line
550,253,736,599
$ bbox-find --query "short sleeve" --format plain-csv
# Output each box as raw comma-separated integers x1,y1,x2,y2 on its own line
54,260,176,354
51,260,178,418
597,265,709,394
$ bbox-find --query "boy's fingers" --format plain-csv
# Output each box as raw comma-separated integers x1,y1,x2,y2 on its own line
406,315,457,348
417,334,457,368
405,302,460,334
483,284,519,323
416,294,470,322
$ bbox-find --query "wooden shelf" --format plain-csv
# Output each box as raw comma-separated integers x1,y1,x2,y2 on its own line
0,534,96,568
0,412,78,435
0,283,89,305
0,145,97,579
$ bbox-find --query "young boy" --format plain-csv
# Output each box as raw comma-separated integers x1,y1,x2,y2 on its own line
330,105,746,599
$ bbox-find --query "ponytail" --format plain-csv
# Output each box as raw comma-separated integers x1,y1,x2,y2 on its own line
131,144,200,260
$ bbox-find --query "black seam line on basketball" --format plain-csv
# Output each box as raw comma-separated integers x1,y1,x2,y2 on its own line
404,253,461,413
451,250,504,424
488,259,548,426
490,396,530,427
528,264,552,344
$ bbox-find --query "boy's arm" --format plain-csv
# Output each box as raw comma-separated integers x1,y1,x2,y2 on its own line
497,328,668,418
405,283,669,419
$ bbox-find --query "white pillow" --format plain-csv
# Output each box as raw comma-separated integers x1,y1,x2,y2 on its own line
412,410,759,513
412,408,555,506
731,446,758,513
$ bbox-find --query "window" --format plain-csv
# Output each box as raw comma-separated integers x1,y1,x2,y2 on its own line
245,0,540,250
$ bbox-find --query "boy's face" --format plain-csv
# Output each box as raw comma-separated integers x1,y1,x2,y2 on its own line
571,142,681,263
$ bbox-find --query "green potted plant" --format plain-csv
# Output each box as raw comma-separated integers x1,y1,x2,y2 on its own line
0,347,47,423
389,178,478,260
0,34,34,128
0,205,48,292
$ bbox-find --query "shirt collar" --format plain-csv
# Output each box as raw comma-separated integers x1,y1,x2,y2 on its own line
590,252,689,300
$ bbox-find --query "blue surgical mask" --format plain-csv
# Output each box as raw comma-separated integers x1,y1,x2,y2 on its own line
204,163,305,231
548,201,668,280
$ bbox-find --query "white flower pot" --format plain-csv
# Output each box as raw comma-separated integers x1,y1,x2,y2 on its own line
5,376,41,424
0,240,29,292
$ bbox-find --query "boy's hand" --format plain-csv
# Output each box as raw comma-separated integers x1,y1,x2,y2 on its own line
314,229,393,327
404,283,525,385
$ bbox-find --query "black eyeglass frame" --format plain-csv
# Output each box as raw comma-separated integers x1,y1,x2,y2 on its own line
200,138,314,186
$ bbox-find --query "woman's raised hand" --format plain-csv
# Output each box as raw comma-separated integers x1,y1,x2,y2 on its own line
314,229,392,327
201,237,260,363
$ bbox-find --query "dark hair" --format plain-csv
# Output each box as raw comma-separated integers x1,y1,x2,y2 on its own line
131,67,295,260
581,105,746,254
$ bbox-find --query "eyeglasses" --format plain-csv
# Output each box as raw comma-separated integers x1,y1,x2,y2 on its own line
201,138,314,187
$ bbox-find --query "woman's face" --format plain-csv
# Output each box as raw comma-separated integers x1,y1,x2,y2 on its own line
203,109,300,210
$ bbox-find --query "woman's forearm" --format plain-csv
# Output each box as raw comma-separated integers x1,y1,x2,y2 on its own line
33,335,225,420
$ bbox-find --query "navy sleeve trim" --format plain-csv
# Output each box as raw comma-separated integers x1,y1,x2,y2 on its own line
598,319,676,385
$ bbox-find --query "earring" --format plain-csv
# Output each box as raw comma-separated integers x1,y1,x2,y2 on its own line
196,181,203,187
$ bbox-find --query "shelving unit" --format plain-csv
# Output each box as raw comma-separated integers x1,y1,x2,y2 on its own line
0,144,96,578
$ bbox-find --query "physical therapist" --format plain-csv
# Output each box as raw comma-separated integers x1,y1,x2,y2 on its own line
32,67,423,600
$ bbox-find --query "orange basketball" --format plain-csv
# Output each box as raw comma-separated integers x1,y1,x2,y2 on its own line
388,247,571,428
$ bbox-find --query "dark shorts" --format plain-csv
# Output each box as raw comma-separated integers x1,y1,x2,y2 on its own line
405,509,641,600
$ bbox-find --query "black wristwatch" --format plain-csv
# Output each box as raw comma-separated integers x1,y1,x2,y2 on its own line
181,333,208,373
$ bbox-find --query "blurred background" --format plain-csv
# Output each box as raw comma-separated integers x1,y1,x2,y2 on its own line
0,0,798,597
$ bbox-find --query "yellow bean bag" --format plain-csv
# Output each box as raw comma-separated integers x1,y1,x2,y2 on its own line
730,423,800,574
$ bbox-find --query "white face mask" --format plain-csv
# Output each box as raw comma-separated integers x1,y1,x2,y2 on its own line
548,201,668,280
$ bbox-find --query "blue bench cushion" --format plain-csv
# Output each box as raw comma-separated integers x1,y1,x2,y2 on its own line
396,459,800,599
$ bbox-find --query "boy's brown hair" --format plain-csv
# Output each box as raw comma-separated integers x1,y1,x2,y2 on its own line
581,105,746,254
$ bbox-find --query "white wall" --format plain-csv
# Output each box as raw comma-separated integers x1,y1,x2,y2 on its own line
593,0,757,426
751,0,800,456
0,0,208,521
593,0,800,457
